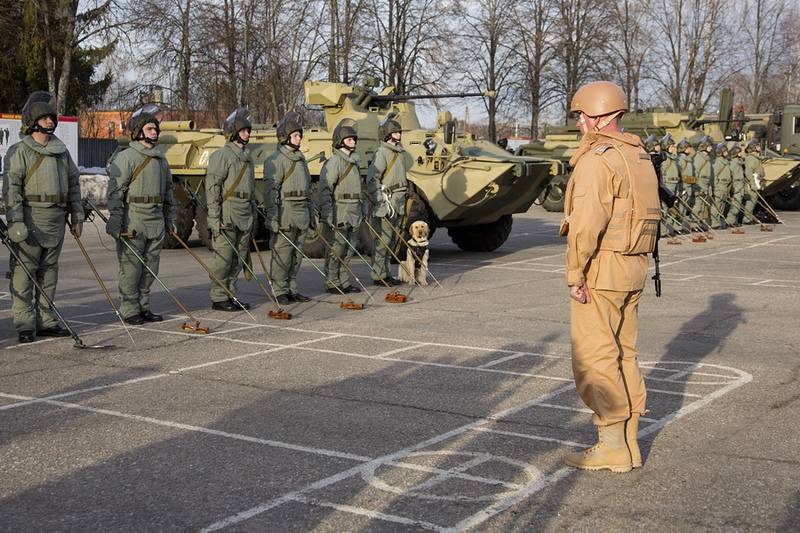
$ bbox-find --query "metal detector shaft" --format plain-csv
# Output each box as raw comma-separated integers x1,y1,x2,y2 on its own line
85,199,202,326
277,230,347,298
68,222,134,344
0,220,91,348
314,229,373,300
332,227,391,288
362,218,430,294
170,231,256,321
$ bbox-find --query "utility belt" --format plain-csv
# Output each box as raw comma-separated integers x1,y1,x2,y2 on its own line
128,195,163,204
336,193,361,200
224,191,251,201
25,193,66,205
681,175,697,184
282,191,307,200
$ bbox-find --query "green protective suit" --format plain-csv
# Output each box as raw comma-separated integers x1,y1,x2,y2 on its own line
743,154,764,224
263,144,313,297
692,151,713,223
660,153,682,235
726,158,746,226
366,141,411,280
711,156,732,228
2,135,82,332
107,141,176,319
318,149,363,290
205,141,256,303
677,153,695,218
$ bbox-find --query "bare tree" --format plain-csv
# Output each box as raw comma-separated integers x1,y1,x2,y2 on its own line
456,0,521,141
515,0,557,137
365,0,450,94
607,0,650,110
327,0,369,83
552,0,612,123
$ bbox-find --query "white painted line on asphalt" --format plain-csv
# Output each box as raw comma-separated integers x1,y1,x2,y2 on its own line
289,495,447,532
0,392,372,462
646,388,702,398
407,454,493,494
206,324,264,336
477,352,527,368
3,326,122,350
533,402,659,423
658,235,798,269
198,383,577,532
471,427,589,448
375,343,427,358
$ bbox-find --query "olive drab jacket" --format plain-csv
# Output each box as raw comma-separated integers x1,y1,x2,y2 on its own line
107,141,176,239
205,141,256,232
263,144,313,230
561,131,657,292
2,135,82,248
712,157,732,196
660,153,680,185
693,151,713,193
367,141,412,213
678,153,695,184
319,149,364,228
730,158,745,190
744,154,764,191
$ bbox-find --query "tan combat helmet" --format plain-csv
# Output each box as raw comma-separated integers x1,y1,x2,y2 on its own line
570,81,627,131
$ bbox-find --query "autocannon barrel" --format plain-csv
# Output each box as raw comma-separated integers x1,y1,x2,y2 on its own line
370,91,495,103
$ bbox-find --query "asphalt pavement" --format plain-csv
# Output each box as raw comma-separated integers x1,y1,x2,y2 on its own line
0,206,798,532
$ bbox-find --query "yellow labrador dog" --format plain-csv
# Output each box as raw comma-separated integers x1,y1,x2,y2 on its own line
399,220,430,286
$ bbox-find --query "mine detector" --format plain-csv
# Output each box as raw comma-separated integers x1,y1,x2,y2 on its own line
518,89,800,212
150,80,553,254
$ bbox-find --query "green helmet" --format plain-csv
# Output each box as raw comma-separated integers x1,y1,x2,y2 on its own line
379,113,402,141
697,135,713,150
643,134,657,151
276,111,303,145
714,142,728,156
332,118,358,148
660,133,675,150
677,138,690,152
728,142,741,157
223,107,252,142
744,139,761,153
22,91,58,134
129,104,162,141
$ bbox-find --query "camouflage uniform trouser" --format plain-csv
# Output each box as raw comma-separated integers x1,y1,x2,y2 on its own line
117,231,164,319
9,237,64,332
741,192,758,224
209,227,250,303
323,223,357,290
269,226,308,297
370,214,402,281
725,185,746,226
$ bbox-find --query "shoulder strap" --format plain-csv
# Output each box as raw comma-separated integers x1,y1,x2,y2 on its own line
279,160,298,185
23,154,47,186
222,161,249,202
333,162,355,191
129,156,154,187
380,152,399,183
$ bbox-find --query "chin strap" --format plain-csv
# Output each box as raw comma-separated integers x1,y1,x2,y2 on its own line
593,110,623,132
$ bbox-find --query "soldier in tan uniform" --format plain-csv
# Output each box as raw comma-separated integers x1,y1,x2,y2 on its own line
560,81,660,473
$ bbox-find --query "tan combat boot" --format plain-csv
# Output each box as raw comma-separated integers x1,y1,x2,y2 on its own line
565,421,632,473
626,413,642,468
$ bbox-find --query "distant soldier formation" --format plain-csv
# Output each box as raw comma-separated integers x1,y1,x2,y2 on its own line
644,132,771,241
0,91,427,344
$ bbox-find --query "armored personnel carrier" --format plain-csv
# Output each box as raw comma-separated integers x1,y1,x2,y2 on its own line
153,80,553,254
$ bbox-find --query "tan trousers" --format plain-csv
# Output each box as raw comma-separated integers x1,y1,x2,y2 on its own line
570,288,647,426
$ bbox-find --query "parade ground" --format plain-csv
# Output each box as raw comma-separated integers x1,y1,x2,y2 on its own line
1,206,798,532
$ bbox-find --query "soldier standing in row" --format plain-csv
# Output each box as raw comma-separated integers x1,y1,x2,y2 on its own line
692,136,714,225
319,120,364,294
711,142,732,229
367,117,409,286
264,112,314,305
742,140,765,224
106,104,176,325
205,107,256,311
2,91,83,343
659,134,681,235
726,143,746,227
676,138,697,223
561,81,659,473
